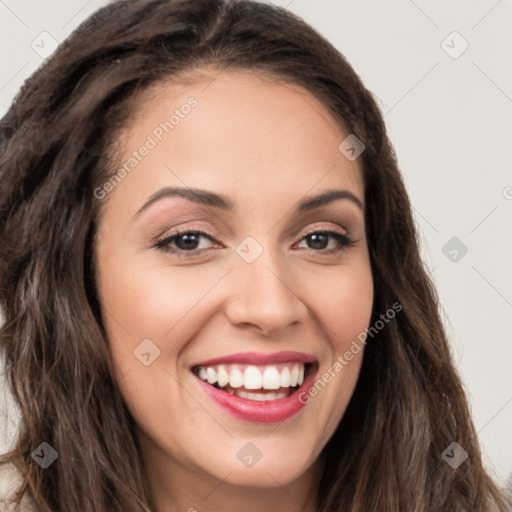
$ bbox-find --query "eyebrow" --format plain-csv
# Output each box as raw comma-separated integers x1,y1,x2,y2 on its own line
134,186,364,218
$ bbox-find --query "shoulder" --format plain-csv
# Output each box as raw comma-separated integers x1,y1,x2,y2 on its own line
0,462,36,512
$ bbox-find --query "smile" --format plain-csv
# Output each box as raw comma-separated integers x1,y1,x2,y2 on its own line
194,362,306,400
191,351,318,423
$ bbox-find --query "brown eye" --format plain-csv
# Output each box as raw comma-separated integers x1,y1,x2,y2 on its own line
297,230,354,252
155,230,218,255
173,232,202,250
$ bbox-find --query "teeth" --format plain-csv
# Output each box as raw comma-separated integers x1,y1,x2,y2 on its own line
280,367,291,387
206,367,217,385
195,362,308,391
297,365,305,385
217,365,229,388
237,390,265,400
290,365,299,387
262,366,280,390
235,389,290,401
244,366,263,389
229,367,244,388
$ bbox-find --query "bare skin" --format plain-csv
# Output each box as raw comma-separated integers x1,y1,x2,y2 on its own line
94,70,374,512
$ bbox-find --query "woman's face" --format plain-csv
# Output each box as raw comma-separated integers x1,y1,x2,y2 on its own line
95,70,373,492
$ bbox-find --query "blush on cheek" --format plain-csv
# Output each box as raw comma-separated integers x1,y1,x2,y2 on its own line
99,264,228,383
306,269,373,348
100,261,213,332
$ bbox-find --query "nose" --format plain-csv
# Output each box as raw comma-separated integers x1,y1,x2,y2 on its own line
223,246,306,337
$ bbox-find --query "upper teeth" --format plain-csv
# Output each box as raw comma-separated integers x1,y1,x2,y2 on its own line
196,363,306,390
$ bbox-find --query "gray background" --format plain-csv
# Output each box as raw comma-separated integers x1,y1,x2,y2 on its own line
1,0,511,485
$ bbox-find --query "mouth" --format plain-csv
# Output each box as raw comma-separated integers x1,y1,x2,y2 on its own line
191,352,319,423
192,361,314,400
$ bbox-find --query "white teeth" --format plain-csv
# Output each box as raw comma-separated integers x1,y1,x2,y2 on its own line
195,362,309,391
262,366,280,390
290,365,299,387
244,366,262,390
280,367,291,387
206,367,217,385
235,389,290,401
229,367,244,388
237,390,265,400
297,365,305,385
217,365,229,388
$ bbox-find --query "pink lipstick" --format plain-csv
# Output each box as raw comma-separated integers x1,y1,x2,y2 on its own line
191,351,318,423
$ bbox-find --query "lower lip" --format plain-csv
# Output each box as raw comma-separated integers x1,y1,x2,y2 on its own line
194,367,317,423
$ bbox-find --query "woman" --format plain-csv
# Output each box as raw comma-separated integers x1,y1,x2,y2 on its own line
0,0,509,511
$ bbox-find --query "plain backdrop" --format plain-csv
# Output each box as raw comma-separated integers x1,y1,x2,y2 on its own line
1,0,511,485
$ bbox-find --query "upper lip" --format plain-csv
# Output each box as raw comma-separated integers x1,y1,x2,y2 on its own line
191,351,317,368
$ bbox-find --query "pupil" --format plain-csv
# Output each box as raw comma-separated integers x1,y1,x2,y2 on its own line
309,233,328,249
176,233,199,250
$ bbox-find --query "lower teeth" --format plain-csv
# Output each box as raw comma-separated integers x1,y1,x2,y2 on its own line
235,389,290,401
215,384,297,401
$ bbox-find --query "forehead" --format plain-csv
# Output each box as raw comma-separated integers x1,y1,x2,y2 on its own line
103,70,364,217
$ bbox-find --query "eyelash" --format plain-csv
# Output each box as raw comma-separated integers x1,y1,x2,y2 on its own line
154,226,355,258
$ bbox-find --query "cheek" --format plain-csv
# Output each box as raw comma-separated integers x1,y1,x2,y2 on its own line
99,251,207,329
95,257,211,433
300,258,373,438
305,258,374,347
99,264,202,330
95,251,228,374
284,269,372,460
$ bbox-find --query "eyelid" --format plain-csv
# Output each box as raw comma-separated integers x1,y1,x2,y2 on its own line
294,225,356,252
299,222,348,238
153,223,219,245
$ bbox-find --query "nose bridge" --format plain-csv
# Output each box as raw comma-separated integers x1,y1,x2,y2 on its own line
224,234,304,335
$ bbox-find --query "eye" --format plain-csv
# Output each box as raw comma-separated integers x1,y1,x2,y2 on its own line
154,227,355,257
295,229,355,253
154,230,218,256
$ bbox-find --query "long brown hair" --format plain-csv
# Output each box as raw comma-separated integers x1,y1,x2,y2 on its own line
0,0,508,510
